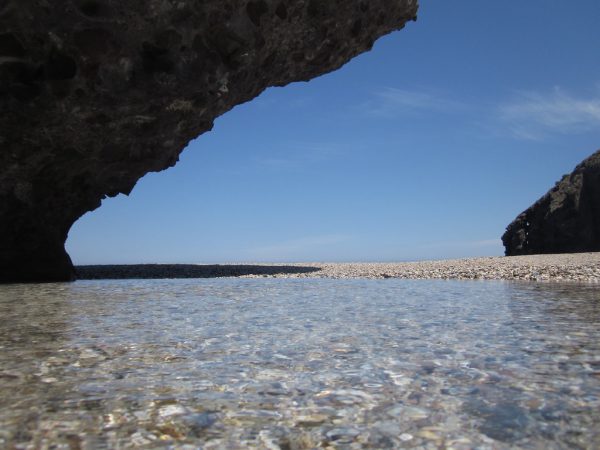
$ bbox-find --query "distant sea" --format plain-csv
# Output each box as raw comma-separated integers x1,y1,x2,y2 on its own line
1,279,599,448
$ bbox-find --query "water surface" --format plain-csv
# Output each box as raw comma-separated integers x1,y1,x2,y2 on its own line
1,279,599,449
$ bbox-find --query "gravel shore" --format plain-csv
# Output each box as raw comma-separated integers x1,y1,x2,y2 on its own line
77,252,600,282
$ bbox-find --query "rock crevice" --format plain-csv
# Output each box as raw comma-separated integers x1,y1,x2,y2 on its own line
1,0,418,282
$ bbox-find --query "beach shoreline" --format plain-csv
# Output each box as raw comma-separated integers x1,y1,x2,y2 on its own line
76,252,600,282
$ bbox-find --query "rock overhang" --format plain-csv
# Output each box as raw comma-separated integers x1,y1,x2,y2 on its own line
0,0,418,282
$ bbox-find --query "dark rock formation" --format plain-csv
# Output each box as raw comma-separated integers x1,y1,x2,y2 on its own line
502,150,600,256
0,0,418,282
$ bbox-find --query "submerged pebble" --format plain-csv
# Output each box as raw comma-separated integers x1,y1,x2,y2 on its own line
0,279,599,448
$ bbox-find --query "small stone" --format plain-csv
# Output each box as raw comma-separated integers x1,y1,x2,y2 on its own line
41,377,58,383
418,430,440,440
326,428,360,442
182,413,216,437
133,410,151,421
295,414,329,426
130,431,156,446
158,405,188,419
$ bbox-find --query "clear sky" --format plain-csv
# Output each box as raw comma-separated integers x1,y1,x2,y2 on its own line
67,1,600,264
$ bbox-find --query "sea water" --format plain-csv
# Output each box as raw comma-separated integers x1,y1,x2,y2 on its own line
0,279,599,449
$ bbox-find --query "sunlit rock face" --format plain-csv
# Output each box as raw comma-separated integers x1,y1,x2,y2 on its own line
0,0,418,282
502,150,600,256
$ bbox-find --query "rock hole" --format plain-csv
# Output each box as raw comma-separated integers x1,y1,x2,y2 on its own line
73,29,112,56
246,0,268,27
254,32,266,50
170,6,197,26
79,0,109,18
71,172,93,191
141,42,174,74
261,51,276,69
351,19,362,38
208,29,245,69
275,2,287,20
84,112,110,125
30,64,45,83
1,60,38,84
0,33,25,57
155,29,182,48
192,34,206,52
10,83,41,102
307,0,319,17
44,52,77,80
307,0,332,19
192,93,207,107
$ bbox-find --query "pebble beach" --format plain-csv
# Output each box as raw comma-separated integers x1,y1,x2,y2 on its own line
77,252,600,282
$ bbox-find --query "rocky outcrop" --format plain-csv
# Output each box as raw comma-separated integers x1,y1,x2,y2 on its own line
0,0,418,282
502,150,600,256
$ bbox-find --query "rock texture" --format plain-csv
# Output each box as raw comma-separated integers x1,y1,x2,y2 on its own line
0,0,418,282
503,150,600,256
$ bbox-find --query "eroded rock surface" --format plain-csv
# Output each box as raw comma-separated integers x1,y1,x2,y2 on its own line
502,150,600,256
0,0,418,282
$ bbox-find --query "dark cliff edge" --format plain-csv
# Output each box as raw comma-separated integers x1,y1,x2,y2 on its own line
0,0,418,282
502,150,600,256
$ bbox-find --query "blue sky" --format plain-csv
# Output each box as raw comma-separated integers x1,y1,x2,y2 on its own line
67,1,600,264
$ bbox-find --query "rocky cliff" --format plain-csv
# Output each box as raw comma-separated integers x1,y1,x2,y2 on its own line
0,0,418,282
502,150,600,256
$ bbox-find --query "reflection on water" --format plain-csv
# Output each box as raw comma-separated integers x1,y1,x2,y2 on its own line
0,280,599,449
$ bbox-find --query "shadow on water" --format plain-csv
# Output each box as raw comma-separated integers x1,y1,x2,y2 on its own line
0,284,71,351
0,285,78,444
75,264,321,279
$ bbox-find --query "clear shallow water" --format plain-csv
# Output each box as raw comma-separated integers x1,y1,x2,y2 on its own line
0,280,599,449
